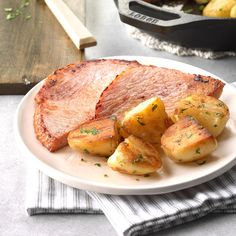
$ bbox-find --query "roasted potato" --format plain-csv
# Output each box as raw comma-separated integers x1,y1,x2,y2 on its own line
161,116,217,163
68,117,121,156
121,97,170,145
230,4,236,17
203,0,236,18
107,135,162,175
173,94,229,137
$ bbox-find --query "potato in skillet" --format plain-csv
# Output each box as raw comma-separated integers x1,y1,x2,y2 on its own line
203,0,236,18
230,4,236,17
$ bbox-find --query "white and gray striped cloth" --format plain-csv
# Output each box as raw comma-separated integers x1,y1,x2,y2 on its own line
26,166,236,236
26,83,236,236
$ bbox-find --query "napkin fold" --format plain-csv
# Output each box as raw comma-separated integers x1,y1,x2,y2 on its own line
26,167,101,215
26,166,236,236
26,83,236,236
126,26,236,59
89,166,236,236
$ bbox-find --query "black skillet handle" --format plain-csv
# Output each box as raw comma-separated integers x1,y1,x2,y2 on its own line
117,0,207,33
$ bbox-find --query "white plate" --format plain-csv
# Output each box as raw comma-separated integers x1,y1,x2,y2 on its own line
14,56,236,195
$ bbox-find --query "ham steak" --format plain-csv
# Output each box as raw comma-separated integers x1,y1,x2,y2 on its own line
34,59,140,152
95,65,225,119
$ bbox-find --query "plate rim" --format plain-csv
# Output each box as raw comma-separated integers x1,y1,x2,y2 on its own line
14,55,236,195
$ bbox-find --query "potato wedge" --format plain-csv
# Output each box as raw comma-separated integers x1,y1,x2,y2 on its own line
161,116,217,163
173,94,229,137
203,0,236,18
107,135,162,175
121,97,170,145
68,117,121,156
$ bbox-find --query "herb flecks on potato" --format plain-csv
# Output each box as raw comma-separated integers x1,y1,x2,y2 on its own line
121,97,170,145
68,117,121,157
173,94,229,137
107,135,162,175
161,116,217,163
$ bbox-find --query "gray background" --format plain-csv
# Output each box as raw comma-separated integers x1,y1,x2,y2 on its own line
1,0,236,235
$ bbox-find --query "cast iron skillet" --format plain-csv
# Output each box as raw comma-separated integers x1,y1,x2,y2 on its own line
115,0,236,51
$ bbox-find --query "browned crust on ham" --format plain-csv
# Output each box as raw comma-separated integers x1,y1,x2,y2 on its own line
34,59,140,152
35,59,140,104
95,65,225,119
34,104,68,152
35,63,78,104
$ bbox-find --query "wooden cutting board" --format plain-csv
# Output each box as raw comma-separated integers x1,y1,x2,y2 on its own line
0,0,85,95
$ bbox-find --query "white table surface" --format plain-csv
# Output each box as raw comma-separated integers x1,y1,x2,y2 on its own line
1,0,236,235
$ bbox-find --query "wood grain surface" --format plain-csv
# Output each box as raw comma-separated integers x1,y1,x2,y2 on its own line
0,0,85,94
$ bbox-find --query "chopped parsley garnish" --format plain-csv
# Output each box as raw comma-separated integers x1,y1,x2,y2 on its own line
83,149,90,154
119,160,124,167
174,138,182,145
199,125,204,130
21,0,30,8
81,158,87,162
90,127,100,135
94,163,101,167
216,112,224,118
198,5,205,11
6,13,16,20
4,8,13,12
133,154,144,164
198,104,206,108
110,115,117,121
180,108,188,113
80,127,100,135
152,104,158,111
185,133,193,139
184,8,193,13
136,117,145,126
205,111,210,115
104,174,108,177
25,15,31,20
188,116,195,121
4,0,31,21
196,147,201,154
217,102,225,107
185,100,192,105
196,160,206,165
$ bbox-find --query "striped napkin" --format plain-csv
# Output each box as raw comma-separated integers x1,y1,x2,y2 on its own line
26,83,236,236
26,166,236,236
